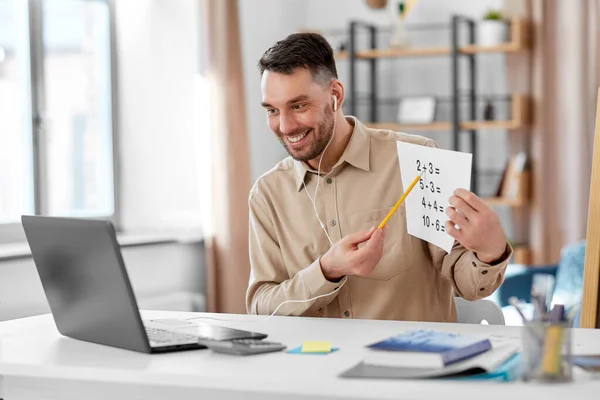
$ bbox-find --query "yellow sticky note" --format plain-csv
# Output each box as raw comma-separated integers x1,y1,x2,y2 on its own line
301,341,332,353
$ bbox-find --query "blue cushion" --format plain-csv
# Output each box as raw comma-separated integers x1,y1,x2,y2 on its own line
550,240,586,315
494,264,558,307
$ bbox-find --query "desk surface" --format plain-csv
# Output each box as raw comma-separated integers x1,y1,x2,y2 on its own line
1,311,599,399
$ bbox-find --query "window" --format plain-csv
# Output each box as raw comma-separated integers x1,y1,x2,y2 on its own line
0,0,35,226
0,0,117,243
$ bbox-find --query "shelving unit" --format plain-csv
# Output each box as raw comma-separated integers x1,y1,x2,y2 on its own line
329,15,531,202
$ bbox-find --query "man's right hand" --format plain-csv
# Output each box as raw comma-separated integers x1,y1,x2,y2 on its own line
319,227,385,281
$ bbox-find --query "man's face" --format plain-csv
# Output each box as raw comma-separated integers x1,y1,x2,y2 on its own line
261,68,335,163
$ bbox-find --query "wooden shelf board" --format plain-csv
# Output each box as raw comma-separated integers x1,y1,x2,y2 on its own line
366,120,521,132
335,43,526,60
335,48,448,59
367,122,451,131
461,43,524,54
462,120,520,130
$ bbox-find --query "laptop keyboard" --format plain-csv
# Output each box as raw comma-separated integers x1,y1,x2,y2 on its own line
145,327,202,346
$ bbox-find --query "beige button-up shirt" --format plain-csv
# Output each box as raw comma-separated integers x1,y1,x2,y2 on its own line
246,117,511,322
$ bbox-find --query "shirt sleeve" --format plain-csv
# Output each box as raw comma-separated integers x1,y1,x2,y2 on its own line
245,188,344,316
429,241,512,300
422,138,512,299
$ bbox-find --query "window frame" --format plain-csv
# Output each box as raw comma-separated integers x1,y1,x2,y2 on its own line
0,0,120,244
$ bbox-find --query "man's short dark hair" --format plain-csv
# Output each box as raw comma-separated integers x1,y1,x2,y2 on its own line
258,33,338,85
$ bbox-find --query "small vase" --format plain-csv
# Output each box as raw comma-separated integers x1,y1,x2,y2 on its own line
478,20,507,46
390,2,409,48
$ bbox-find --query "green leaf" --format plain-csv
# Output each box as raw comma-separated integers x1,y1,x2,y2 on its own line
483,9,503,20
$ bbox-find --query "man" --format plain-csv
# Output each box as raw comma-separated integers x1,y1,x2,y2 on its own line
246,32,511,322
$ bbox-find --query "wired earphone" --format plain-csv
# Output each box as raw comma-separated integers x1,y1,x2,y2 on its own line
186,95,348,324
301,95,338,247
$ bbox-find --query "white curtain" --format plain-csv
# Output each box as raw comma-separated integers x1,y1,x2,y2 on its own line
199,0,252,313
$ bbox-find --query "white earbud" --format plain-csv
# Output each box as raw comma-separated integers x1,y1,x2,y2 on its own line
333,96,338,112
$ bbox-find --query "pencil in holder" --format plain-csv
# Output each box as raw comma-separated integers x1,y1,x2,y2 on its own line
521,318,572,382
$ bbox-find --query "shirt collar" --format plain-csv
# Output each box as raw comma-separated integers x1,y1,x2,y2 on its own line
294,116,371,191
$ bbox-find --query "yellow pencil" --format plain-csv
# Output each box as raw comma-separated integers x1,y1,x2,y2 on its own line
541,325,564,376
378,173,422,229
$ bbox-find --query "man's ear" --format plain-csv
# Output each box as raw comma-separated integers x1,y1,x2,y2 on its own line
330,79,345,111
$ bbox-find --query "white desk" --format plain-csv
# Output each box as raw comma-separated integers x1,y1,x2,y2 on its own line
1,310,599,400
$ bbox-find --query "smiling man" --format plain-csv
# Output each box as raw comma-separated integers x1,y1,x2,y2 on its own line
245,33,512,322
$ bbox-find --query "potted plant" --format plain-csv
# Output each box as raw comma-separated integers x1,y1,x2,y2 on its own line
478,10,507,46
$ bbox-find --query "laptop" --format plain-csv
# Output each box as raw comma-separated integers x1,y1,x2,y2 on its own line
21,215,267,354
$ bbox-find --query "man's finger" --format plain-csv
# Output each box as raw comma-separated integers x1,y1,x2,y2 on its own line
352,229,384,264
448,195,477,220
454,188,485,212
445,221,463,241
365,227,384,249
446,206,469,228
343,226,376,245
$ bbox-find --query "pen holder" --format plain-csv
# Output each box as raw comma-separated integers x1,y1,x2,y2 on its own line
521,320,572,382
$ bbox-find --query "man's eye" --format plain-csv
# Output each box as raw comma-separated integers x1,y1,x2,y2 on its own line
266,108,278,115
291,103,306,110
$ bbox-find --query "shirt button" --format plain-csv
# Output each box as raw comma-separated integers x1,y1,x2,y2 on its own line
344,311,350,317
330,220,336,226
481,270,488,275
472,261,477,267
479,288,485,291
326,178,332,184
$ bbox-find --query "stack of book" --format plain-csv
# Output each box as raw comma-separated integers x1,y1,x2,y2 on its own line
340,330,521,381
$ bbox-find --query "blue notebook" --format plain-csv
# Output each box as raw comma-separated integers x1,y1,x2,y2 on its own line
340,342,519,380
364,330,492,369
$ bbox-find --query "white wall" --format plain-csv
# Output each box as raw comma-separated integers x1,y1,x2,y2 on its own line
239,0,309,182
115,0,204,235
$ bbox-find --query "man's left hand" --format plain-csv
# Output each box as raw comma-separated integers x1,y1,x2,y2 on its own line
445,188,508,264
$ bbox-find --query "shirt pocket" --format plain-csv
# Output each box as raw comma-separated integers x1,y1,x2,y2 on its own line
348,206,415,281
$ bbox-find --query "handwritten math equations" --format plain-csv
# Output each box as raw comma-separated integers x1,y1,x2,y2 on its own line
396,141,472,253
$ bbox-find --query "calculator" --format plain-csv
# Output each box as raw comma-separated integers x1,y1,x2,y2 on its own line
200,338,287,356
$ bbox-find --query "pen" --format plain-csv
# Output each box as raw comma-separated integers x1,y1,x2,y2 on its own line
378,172,422,229
531,275,555,320
531,294,547,321
548,304,565,322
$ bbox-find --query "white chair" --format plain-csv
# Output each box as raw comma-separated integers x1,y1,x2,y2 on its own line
454,297,505,325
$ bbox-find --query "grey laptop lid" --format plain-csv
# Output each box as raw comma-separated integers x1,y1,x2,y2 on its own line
22,215,152,353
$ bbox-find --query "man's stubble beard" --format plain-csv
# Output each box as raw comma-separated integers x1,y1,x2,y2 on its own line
278,105,335,163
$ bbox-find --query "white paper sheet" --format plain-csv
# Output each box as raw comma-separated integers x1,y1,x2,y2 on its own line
396,141,472,253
